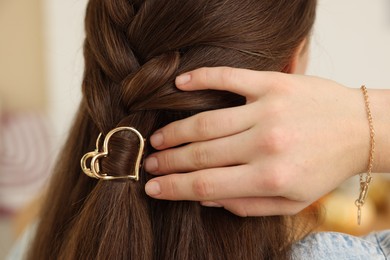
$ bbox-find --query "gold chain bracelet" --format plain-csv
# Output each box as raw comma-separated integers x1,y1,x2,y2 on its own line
355,85,375,225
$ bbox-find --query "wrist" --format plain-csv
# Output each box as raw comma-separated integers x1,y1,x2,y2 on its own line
344,87,370,177
349,87,390,174
367,89,390,173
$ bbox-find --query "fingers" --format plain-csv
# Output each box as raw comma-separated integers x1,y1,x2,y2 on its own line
150,104,255,150
146,130,253,174
147,119,295,175
175,67,283,101
145,166,248,201
145,164,287,201
201,197,307,217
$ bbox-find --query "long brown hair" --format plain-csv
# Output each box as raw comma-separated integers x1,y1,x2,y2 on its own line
28,0,317,259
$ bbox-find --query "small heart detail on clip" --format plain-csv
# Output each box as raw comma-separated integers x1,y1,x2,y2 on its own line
80,127,145,181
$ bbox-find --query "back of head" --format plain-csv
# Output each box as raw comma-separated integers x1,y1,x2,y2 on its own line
28,0,317,259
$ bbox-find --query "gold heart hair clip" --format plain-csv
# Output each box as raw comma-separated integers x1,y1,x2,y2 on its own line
80,127,145,181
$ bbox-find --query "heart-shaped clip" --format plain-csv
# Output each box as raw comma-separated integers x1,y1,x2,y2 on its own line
80,127,145,181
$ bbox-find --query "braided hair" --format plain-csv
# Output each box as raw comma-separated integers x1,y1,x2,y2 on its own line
28,0,317,259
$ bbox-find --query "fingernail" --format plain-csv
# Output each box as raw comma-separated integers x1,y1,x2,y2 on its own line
145,157,158,172
176,74,191,86
201,201,223,207
150,132,164,147
145,181,161,196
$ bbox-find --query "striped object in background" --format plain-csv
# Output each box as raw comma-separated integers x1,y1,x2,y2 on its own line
0,112,52,215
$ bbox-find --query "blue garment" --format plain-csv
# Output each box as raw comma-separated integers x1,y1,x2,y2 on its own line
292,231,390,259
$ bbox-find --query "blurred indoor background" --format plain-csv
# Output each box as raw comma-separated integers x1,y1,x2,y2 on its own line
0,0,389,259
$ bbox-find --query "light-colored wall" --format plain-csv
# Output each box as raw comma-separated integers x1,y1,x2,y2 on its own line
0,0,46,110
42,0,87,147
307,0,390,88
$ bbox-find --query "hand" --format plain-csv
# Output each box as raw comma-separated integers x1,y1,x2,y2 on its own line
144,67,369,216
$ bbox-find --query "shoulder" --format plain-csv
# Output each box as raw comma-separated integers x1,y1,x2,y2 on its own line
292,230,390,260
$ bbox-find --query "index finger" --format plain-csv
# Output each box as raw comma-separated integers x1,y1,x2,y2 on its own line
150,104,254,149
175,67,283,101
